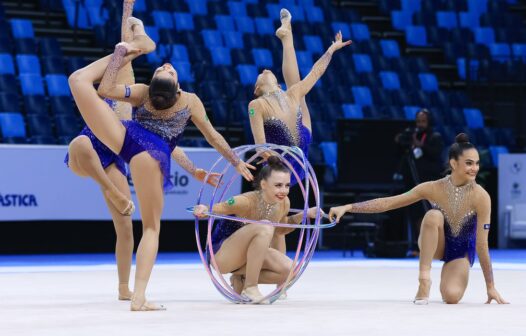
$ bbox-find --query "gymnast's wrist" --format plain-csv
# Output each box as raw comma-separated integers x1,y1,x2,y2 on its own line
346,204,353,212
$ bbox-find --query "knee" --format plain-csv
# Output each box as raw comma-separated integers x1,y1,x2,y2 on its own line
254,224,275,239
441,288,464,304
68,136,92,156
422,210,444,228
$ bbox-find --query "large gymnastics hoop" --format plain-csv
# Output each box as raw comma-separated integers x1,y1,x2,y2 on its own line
194,144,327,304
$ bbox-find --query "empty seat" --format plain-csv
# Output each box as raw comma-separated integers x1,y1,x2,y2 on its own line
236,64,258,85
391,11,411,31
342,104,364,119
0,92,19,112
10,19,35,39
228,1,247,17
0,53,15,75
215,15,235,32
463,108,484,128
489,43,511,62
55,114,80,137
436,11,457,30
352,86,373,107
489,146,508,166
305,6,324,23
223,31,244,49
0,112,26,138
173,12,194,31
152,10,174,29
350,23,370,41
39,38,63,57
353,54,373,73
379,71,401,90
235,16,255,34
16,54,42,75
303,35,324,54
41,56,65,74
172,62,194,83
50,96,74,116
24,95,47,115
380,39,401,58
187,0,207,15
418,73,439,91
19,74,45,95
0,74,17,94
201,29,223,47
254,18,274,35
45,74,71,96
406,26,427,46
474,27,495,46
210,47,232,66
251,48,273,68
26,114,53,137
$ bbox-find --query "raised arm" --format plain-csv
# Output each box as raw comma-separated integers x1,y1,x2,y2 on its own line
189,94,255,181
97,43,148,106
474,188,508,304
287,31,351,103
329,182,433,223
248,99,273,161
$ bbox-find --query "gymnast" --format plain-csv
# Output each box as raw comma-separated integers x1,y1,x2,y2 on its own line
68,18,253,311
329,134,508,305
65,0,221,303
193,156,317,304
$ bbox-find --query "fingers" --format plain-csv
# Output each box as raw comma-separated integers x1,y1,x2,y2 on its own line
246,163,256,170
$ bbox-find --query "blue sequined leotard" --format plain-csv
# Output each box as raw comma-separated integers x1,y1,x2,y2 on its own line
263,107,312,186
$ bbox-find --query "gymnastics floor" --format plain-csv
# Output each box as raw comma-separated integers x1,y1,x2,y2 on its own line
0,250,524,336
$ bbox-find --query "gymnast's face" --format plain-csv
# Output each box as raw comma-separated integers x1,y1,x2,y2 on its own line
254,69,279,96
450,148,480,182
153,63,178,84
260,170,291,203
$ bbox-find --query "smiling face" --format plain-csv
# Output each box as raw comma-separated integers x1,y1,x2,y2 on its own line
254,69,279,96
450,148,480,182
260,170,291,203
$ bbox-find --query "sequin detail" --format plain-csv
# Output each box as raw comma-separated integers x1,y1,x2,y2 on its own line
133,104,191,151
263,107,312,185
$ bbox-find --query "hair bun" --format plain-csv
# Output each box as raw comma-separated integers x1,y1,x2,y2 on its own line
266,155,281,166
455,133,470,144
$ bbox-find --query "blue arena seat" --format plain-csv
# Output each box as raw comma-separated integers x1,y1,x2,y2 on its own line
173,12,194,31
303,35,324,54
228,1,247,17
320,141,338,175
24,95,48,115
0,92,19,112
41,56,65,74
353,54,373,73
16,54,42,75
380,39,401,58
463,108,484,128
489,145,508,167
418,73,439,91
19,74,45,96
489,43,511,62
403,106,421,120
436,11,457,30
474,27,495,46
512,43,526,62
379,71,401,90
236,64,258,86
352,86,373,107
201,29,223,47
251,48,273,68
342,104,364,119
391,11,412,31
288,5,306,22
0,112,26,138
10,19,35,39
331,22,351,39
172,62,194,83
265,3,281,19
0,74,17,94
305,6,324,23
168,44,190,63
215,15,235,32
55,114,80,137
187,0,208,15
468,0,488,14
39,38,63,57
45,74,71,96
350,23,370,41
295,51,313,69
152,10,174,29
0,53,15,75
401,0,421,14
50,96,74,116
210,47,232,66
459,12,480,28
235,16,255,34
223,31,244,49
254,18,274,35
406,26,427,46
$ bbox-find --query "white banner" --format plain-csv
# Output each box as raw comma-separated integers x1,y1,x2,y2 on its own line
498,154,526,248
0,145,241,221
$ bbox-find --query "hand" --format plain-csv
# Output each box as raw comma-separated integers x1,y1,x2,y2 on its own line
117,42,142,63
194,168,222,187
235,161,256,181
329,31,352,52
328,205,350,223
256,150,273,165
193,204,209,218
485,288,509,304
306,207,323,219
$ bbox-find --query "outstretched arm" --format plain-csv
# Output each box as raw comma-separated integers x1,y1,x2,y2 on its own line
190,94,255,181
171,147,221,187
248,99,273,161
193,194,250,218
475,188,508,304
287,32,351,103
329,182,433,223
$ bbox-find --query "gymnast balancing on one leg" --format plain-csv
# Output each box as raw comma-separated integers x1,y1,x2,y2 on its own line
65,0,221,303
329,133,508,305
68,19,253,311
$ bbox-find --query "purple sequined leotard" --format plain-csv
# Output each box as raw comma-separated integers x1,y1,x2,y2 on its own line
263,108,312,186
64,98,126,176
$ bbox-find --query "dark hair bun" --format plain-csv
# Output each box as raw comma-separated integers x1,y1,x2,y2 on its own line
149,77,176,110
455,133,470,144
266,155,282,166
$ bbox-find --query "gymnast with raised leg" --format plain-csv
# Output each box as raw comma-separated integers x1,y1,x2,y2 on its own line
248,8,351,257
68,19,253,311
193,156,318,304
329,134,508,305
65,0,220,302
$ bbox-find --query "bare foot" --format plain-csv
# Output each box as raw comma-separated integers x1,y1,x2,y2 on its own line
275,8,292,40
126,17,156,54
103,188,135,216
230,274,245,295
414,278,432,305
118,284,133,301
131,296,166,311
242,286,270,304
